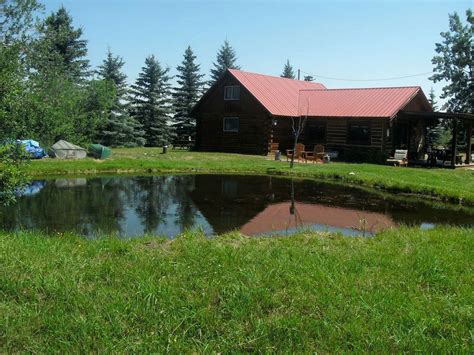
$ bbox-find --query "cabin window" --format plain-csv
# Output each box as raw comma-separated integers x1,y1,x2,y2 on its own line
224,85,240,100
223,117,239,132
307,122,326,143
347,123,371,145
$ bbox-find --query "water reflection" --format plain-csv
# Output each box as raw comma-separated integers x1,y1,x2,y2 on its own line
1,174,473,238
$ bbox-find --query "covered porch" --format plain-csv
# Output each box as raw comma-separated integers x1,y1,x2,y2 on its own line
395,111,474,168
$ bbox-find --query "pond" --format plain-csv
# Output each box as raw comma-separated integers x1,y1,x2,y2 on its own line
1,174,473,238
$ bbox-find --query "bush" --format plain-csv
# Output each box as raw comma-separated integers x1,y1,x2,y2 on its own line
0,143,29,205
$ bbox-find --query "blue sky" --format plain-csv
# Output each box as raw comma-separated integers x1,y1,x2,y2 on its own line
41,0,471,101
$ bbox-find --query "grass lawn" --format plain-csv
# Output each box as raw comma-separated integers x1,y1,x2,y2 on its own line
27,147,474,205
2,148,473,352
1,227,473,352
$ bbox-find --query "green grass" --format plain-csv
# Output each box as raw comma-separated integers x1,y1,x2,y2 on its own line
26,148,474,205
1,227,472,352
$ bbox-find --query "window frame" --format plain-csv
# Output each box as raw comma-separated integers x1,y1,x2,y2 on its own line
223,117,239,133
224,85,240,101
306,122,327,143
347,122,371,145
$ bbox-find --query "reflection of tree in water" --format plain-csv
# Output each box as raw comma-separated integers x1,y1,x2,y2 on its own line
131,175,198,234
173,176,197,230
133,176,169,234
288,179,303,232
0,177,131,235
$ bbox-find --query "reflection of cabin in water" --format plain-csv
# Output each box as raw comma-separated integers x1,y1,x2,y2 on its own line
192,69,473,166
188,175,472,236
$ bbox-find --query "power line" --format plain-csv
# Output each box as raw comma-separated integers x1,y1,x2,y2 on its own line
300,70,433,82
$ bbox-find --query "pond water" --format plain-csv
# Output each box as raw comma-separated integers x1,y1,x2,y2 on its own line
1,175,473,238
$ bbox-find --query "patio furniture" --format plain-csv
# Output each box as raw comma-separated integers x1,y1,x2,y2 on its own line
286,143,305,162
387,149,408,167
172,139,194,150
269,142,279,154
304,144,325,163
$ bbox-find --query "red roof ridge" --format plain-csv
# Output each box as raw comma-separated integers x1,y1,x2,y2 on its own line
299,86,421,92
228,68,325,86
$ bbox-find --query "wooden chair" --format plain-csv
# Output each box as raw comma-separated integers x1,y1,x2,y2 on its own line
304,144,325,163
269,142,279,154
387,149,408,167
286,143,305,162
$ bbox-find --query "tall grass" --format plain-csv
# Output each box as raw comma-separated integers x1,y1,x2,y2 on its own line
1,227,472,352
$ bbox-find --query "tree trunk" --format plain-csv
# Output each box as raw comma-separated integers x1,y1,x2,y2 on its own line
451,119,457,168
465,121,472,164
290,137,297,168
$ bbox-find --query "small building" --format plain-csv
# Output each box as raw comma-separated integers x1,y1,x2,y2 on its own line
192,69,473,165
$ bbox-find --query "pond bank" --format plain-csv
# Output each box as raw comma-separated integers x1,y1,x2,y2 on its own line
1,227,471,352
25,149,474,206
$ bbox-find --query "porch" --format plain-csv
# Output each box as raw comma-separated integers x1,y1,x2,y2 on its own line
397,111,474,168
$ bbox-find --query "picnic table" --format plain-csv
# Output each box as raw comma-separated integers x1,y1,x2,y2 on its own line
172,140,195,150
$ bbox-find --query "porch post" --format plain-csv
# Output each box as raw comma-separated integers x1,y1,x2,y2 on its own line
466,121,472,164
451,119,457,168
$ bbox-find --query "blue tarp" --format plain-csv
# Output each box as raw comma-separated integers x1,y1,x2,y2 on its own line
17,139,47,159
16,180,46,197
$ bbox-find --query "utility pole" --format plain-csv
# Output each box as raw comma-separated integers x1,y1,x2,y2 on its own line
297,69,300,80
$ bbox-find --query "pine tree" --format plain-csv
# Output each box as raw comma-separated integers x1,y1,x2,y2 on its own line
431,9,473,113
210,40,240,83
96,49,145,147
304,75,314,82
428,87,438,111
130,55,173,147
281,60,295,79
427,87,442,146
172,46,204,142
37,6,90,81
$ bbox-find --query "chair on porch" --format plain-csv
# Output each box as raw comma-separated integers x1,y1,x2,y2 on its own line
286,143,305,162
304,144,325,163
269,142,279,154
387,149,408,167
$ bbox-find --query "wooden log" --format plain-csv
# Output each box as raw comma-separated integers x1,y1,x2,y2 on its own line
451,119,457,168
466,121,472,164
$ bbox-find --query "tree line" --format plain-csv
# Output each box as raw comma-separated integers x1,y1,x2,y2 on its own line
3,1,469,152
0,1,243,148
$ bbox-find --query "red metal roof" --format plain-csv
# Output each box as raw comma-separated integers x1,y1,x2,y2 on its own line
228,69,430,118
228,69,326,117
298,87,427,118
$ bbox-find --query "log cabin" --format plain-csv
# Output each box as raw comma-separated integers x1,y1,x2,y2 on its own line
191,69,473,165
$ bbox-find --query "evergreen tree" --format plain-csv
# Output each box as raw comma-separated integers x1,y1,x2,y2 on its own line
427,87,444,146
130,55,173,147
37,6,90,81
428,87,438,111
304,75,314,82
96,49,145,147
172,46,204,142
431,9,473,113
281,59,295,79
210,40,240,83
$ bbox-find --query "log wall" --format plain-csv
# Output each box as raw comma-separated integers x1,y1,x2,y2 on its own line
194,73,271,154
273,117,387,153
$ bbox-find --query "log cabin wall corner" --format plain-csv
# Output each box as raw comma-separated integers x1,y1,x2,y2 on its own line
193,71,272,155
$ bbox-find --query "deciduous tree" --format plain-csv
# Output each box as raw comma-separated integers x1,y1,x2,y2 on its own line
431,9,473,113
